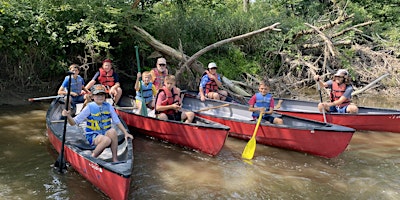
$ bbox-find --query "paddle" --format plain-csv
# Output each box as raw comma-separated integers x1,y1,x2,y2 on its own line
28,95,63,102
54,71,73,173
196,104,230,112
135,46,148,116
242,111,263,160
316,80,327,123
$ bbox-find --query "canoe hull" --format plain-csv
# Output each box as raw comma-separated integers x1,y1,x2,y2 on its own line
46,98,133,200
274,98,400,133
182,95,355,158
116,106,230,156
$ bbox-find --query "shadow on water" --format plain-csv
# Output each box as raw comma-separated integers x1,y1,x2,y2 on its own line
0,95,399,199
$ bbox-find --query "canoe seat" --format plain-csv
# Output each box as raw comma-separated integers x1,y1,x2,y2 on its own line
68,134,126,150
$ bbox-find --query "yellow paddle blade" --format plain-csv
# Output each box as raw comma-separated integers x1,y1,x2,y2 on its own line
242,112,264,159
242,137,257,159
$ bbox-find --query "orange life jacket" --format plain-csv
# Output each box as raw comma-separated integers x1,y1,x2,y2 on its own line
203,72,219,94
97,68,115,87
156,86,180,115
152,68,167,90
330,82,350,108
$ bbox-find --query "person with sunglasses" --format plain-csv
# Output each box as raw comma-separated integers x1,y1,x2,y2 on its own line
150,57,169,90
314,69,358,113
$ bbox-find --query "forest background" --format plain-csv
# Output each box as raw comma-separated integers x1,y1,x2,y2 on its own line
1,0,399,105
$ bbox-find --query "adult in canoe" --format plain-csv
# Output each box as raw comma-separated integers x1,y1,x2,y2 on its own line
85,59,123,106
199,62,228,101
155,75,195,123
62,84,133,162
150,57,169,90
314,69,358,114
248,80,283,124
57,64,91,112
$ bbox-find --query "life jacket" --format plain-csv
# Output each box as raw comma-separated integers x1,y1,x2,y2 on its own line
85,102,112,135
152,68,167,90
97,68,115,87
136,81,153,103
330,82,351,108
64,75,84,94
252,92,272,118
203,72,219,94
155,86,180,115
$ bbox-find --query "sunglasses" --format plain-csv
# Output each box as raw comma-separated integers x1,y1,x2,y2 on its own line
158,63,166,66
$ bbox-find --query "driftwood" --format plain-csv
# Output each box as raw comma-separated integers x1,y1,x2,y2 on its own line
352,73,390,96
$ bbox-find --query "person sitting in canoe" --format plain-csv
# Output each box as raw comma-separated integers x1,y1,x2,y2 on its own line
62,84,133,162
248,80,283,124
135,71,157,114
314,69,359,114
155,75,195,123
199,62,228,101
57,64,91,114
150,57,169,91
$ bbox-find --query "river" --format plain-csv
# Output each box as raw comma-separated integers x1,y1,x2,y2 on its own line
0,97,399,199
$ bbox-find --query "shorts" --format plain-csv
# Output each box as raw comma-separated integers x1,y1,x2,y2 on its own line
253,114,275,124
329,105,348,113
85,132,101,146
71,95,85,106
166,111,182,121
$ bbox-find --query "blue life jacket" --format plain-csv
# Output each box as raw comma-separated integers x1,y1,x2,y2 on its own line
136,81,153,103
252,92,272,118
85,102,112,135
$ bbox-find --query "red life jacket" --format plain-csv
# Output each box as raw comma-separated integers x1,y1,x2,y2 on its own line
156,86,180,115
330,82,350,108
97,68,115,87
204,73,219,94
152,68,167,90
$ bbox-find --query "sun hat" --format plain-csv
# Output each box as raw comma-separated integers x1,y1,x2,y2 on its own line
208,62,217,69
334,69,348,77
91,84,106,95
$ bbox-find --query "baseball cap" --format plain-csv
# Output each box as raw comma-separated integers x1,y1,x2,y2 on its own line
91,84,106,95
102,59,112,64
208,62,217,69
334,69,348,77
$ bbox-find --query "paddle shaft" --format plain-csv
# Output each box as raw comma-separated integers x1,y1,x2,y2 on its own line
135,46,147,116
56,72,72,172
196,104,230,112
28,95,64,102
317,81,327,123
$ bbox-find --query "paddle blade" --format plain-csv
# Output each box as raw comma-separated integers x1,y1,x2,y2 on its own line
242,137,256,159
54,152,67,173
141,101,148,116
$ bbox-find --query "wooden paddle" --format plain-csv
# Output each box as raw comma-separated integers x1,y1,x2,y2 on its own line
54,71,73,173
317,80,327,123
195,104,230,112
135,46,148,116
28,95,64,102
242,111,263,160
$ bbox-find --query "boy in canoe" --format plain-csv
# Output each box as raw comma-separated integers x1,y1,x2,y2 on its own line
155,75,195,123
135,71,157,114
314,69,359,113
199,62,228,101
57,64,91,113
62,84,133,162
248,80,283,124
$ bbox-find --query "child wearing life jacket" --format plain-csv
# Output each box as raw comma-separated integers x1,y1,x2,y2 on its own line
314,69,359,113
248,80,283,124
62,84,133,162
155,75,195,123
134,71,156,114
199,62,228,102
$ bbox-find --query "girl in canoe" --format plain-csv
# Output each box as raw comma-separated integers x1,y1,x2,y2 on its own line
155,75,195,123
314,69,359,114
248,80,283,124
62,84,133,162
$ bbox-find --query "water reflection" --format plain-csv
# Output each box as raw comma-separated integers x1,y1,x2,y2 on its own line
0,96,399,199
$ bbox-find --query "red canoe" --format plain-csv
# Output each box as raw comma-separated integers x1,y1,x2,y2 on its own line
46,98,133,200
116,97,230,156
182,94,355,158
273,98,400,133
